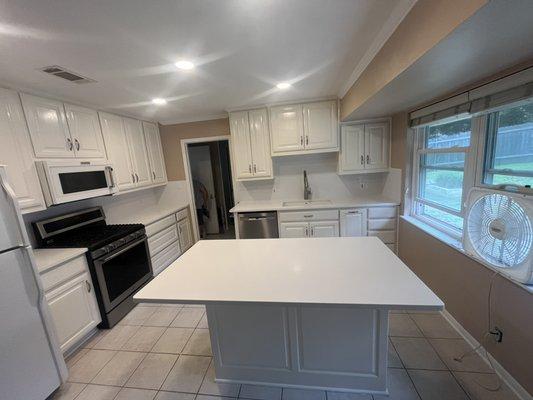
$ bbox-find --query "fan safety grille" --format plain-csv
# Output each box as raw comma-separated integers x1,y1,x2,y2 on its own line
467,193,532,268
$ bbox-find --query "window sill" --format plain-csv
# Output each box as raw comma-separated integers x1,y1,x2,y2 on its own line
400,215,533,294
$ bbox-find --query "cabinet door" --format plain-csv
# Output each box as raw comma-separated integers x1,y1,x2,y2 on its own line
20,94,73,158
310,220,339,237
364,122,389,170
142,121,167,184
177,217,193,251
99,112,136,191
269,104,304,153
124,117,151,187
64,104,106,159
0,89,45,213
340,209,367,237
339,124,365,173
45,272,101,353
229,111,254,179
279,222,309,238
303,101,338,150
248,108,273,178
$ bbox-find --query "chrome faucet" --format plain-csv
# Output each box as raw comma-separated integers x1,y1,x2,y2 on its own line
303,170,312,200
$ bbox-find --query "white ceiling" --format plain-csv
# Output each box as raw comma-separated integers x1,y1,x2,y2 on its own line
346,0,533,120
0,0,408,124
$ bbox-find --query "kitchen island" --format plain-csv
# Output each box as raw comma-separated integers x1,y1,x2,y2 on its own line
134,237,443,394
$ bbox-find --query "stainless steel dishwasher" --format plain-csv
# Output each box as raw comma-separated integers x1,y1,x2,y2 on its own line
238,212,279,239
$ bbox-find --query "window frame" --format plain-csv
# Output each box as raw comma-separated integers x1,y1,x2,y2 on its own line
410,116,480,239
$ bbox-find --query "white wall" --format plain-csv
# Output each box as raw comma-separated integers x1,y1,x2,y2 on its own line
233,153,401,203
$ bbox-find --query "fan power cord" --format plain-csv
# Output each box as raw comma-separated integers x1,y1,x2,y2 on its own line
453,271,501,392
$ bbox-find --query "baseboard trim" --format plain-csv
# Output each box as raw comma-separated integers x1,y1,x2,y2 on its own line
441,310,532,400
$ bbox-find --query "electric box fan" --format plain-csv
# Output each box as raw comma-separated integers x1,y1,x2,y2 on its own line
463,187,533,284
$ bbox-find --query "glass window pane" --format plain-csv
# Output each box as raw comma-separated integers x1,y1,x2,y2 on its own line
419,166,464,211
488,174,533,187
426,118,471,149
421,152,465,169
419,203,463,230
492,103,533,172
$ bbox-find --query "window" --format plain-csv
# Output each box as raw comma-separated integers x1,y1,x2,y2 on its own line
412,117,473,235
483,102,533,188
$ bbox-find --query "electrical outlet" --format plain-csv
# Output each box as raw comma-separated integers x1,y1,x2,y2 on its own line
490,327,503,343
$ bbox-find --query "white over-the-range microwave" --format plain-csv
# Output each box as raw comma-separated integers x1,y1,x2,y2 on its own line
36,160,118,206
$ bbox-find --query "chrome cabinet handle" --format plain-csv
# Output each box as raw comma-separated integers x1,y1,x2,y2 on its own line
74,138,80,151
135,173,139,183
300,136,303,145
305,227,309,236
85,280,91,293
131,173,135,183
360,155,364,165
248,164,252,173
303,214,313,218
366,155,370,164
346,211,360,214
106,166,115,188
152,171,156,180
253,164,257,173
306,136,309,145
66,138,73,151
311,227,314,236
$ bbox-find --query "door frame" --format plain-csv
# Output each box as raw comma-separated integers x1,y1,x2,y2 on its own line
181,135,235,241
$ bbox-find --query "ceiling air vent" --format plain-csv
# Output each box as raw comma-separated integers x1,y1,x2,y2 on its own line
40,66,96,84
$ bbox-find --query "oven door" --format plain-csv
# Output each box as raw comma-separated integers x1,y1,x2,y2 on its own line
93,237,153,313
36,161,117,206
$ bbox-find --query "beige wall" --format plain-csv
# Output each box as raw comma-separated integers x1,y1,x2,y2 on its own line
389,64,533,394
159,118,230,181
340,0,488,121
399,221,533,394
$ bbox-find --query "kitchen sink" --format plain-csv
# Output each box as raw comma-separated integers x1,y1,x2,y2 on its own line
282,199,332,207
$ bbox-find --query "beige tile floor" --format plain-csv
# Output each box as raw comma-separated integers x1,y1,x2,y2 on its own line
52,306,519,400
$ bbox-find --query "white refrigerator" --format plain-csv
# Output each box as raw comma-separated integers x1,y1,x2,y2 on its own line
0,166,66,399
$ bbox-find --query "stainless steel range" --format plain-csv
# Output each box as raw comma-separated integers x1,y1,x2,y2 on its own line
33,207,152,328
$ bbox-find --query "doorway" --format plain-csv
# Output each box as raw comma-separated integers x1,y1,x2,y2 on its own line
184,138,235,240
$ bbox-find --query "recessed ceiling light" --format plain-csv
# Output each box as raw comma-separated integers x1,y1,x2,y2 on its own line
175,60,195,70
276,82,291,89
152,98,167,105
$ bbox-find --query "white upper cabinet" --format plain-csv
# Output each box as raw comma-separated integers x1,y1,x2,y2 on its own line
339,125,365,173
338,121,390,174
64,104,106,159
230,111,254,179
230,108,272,180
270,104,304,154
124,117,151,187
0,88,45,213
365,122,389,170
99,112,136,191
21,94,73,158
270,100,338,156
142,121,167,185
303,101,338,150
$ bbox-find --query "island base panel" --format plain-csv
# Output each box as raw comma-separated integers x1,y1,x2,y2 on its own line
205,304,389,394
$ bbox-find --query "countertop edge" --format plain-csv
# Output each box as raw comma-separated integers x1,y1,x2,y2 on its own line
230,199,400,213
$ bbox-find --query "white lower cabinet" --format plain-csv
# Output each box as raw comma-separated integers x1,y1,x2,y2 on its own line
146,207,195,276
310,221,339,237
40,254,100,354
278,210,340,238
279,222,309,238
366,206,398,252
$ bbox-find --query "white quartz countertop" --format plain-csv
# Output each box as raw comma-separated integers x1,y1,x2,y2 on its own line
33,248,87,273
106,202,190,226
229,197,400,213
134,237,443,310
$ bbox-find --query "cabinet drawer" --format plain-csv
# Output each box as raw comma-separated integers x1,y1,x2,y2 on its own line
152,241,181,276
176,208,189,222
148,224,179,257
41,255,88,292
368,219,396,231
279,209,339,222
146,214,176,237
367,206,397,219
368,230,396,244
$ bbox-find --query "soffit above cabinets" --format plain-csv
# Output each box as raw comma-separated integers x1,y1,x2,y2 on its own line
0,0,412,124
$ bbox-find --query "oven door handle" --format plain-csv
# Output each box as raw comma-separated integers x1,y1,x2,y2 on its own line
98,236,146,264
